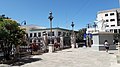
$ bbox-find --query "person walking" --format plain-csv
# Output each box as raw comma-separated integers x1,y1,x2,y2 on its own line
104,40,109,52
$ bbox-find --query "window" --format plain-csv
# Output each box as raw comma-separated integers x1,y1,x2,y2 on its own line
110,29,113,32
105,30,109,32
105,14,108,16
119,29,120,33
118,19,120,21
38,39,40,42
63,32,66,36
58,31,61,36
30,39,32,43
110,19,115,22
106,19,109,22
66,33,69,36
48,32,50,36
105,25,109,27
42,32,45,36
34,40,36,43
34,33,37,37
30,33,32,37
38,32,41,37
114,29,117,33
52,32,54,36
118,29,120,33
48,32,54,36
111,25,115,27
110,13,114,16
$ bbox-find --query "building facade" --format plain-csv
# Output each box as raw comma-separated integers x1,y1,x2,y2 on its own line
27,27,71,45
87,8,120,34
21,25,73,49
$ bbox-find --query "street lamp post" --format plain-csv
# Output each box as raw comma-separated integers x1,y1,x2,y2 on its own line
71,22,75,48
93,22,97,32
21,20,26,25
71,22,74,37
48,11,54,53
87,24,90,28
48,11,54,44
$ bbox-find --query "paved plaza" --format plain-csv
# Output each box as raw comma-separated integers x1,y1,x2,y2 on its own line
9,48,120,67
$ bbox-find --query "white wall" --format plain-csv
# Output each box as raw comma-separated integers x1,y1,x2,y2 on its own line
86,9,119,34
97,11,117,31
92,35,99,45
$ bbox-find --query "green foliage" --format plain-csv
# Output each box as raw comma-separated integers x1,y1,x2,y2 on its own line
0,16,26,60
114,33,120,41
76,28,86,42
0,19,26,45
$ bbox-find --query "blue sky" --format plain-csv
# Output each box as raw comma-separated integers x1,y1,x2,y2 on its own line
0,0,119,30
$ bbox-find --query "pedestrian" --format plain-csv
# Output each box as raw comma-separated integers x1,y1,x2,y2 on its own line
104,40,109,52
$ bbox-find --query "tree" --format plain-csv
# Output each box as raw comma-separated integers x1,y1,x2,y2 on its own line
76,28,86,43
0,15,26,60
113,33,120,43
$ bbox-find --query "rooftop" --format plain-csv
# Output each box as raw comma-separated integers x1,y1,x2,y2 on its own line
21,25,46,29
98,8,120,14
30,27,71,31
92,32,114,35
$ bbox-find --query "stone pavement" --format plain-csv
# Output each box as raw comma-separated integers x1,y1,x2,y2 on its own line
12,48,120,67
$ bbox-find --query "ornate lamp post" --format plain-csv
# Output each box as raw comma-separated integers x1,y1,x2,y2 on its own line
48,11,54,44
87,24,90,28
48,11,54,53
71,22,75,48
93,22,97,32
71,22,74,37
21,20,26,25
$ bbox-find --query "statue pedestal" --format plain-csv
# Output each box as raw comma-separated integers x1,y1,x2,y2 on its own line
116,42,120,63
48,44,54,53
60,36,64,49
76,43,78,48
71,36,76,49
71,44,75,48
117,54,120,63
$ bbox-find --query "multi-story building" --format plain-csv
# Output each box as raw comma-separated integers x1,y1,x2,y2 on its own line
28,27,71,44
87,8,120,34
21,25,72,47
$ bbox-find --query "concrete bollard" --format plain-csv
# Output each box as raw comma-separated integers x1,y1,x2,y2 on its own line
116,42,120,63
71,44,75,48
76,43,78,48
71,36,76,49
60,36,64,49
118,42,120,54
49,44,54,53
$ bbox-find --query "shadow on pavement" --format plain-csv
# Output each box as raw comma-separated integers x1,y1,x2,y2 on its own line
66,51,72,52
109,53,114,54
11,58,42,66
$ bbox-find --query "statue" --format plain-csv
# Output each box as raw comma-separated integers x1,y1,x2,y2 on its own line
95,18,106,31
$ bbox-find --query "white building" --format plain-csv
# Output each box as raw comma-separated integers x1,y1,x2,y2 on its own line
21,25,72,45
87,8,120,34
